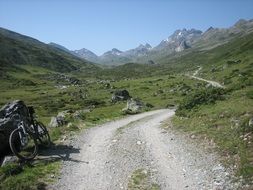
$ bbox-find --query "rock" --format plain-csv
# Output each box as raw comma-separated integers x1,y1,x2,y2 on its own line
227,60,241,65
73,109,91,119
49,117,58,128
122,98,144,114
49,109,91,127
249,117,253,127
212,164,224,172
61,135,67,142
190,135,196,139
205,83,212,88
145,103,154,108
49,115,66,128
147,60,156,65
104,83,111,89
49,110,71,127
0,100,31,156
136,141,142,145
111,90,131,102
1,156,18,166
166,104,176,108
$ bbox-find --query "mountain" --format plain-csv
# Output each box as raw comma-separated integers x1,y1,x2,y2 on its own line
41,18,253,66
123,43,152,57
102,48,123,56
48,42,71,53
154,29,202,52
0,27,98,73
73,48,99,63
98,48,131,65
96,19,253,65
48,43,99,63
193,19,253,50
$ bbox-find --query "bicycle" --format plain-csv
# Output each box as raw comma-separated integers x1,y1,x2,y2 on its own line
9,106,51,161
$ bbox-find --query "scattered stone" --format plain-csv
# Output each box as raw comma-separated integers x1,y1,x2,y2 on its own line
190,135,196,139
249,117,253,127
212,164,224,172
111,90,131,103
1,156,18,166
227,60,241,65
49,110,72,127
73,109,91,119
142,169,148,175
136,141,142,145
61,135,67,142
122,98,144,114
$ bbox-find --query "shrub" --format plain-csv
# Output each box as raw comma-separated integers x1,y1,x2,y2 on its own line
246,90,253,99
176,88,227,116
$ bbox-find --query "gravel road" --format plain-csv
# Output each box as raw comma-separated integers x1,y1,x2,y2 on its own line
52,109,240,190
188,67,225,88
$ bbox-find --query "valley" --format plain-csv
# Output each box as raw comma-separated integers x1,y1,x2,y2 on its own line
0,18,253,190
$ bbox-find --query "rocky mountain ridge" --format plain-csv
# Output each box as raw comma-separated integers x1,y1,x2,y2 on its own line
49,18,253,65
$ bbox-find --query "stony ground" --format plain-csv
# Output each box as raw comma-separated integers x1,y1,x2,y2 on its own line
51,109,241,190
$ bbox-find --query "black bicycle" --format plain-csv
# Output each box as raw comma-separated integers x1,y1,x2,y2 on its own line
9,106,51,161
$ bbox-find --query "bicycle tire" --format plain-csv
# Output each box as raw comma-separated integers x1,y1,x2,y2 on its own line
36,122,51,147
9,128,38,161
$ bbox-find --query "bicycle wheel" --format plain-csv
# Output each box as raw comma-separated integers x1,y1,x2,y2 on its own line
9,128,38,161
36,122,51,147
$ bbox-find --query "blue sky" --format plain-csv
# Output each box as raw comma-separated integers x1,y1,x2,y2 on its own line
0,0,253,55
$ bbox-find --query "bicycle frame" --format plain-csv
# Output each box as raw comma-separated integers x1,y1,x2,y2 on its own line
17,121,29,147
27,106,39,136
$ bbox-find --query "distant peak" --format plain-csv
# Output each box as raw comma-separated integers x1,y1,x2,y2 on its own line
111,48,122,52
137,43,152,49
205,26,215,33
145,43,152,48
102,48,122,56
172,28,202,36
234,19,248,27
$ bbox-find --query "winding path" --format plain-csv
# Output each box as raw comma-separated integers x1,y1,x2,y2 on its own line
188,67,225,88
52,109,238,190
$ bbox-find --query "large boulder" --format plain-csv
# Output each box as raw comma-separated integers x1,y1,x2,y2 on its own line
122,98,144,114
111,90,131,103
0,100,30,157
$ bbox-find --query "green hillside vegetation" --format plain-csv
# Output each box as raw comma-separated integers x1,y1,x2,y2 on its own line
0,28,253,188
171,33,253,179
0,28,99,74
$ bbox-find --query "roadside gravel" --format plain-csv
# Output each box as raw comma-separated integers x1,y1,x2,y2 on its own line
52,109,240,190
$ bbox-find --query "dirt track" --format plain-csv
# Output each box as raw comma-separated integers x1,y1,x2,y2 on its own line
52,109,238,190
188,66,225,88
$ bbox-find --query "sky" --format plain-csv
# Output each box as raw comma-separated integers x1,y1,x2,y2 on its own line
0,0,253,55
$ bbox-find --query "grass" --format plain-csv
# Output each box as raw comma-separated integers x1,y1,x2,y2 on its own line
0,65,199,189
164,32,253,180
0,27,253,189
0,160,60,190
172,86,253,179
128,169,160,190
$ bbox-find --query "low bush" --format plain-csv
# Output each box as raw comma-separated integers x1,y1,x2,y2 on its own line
176,87,227,116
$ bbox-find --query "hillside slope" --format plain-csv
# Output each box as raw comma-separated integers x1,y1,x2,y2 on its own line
0,28,98,74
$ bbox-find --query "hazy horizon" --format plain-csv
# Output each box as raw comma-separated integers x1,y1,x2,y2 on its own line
1,0,253,55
